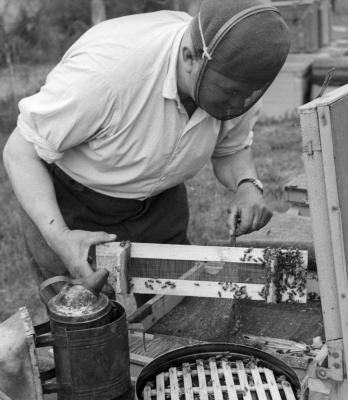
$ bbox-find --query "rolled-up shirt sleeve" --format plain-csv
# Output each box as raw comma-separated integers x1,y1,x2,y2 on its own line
212,101,261,159
17,63,115,163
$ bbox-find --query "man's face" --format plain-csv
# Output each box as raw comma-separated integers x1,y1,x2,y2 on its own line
192,66,265,120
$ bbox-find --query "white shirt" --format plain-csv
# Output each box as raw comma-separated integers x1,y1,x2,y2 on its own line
17,10,259,200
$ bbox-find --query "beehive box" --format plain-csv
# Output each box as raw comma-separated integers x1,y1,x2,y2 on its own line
284,173,310,216
310,55,348,99
261,54,313,118
272,0,320,53
317,0,332,47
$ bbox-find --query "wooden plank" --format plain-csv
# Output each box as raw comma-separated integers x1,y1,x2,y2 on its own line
209,358,223,400
96,241,130,293
281,380,297,400
300,96,343,339
264,369,282,400
143,384,152,400
169,367,180,400
131,278,266,300
318,100,348,374
156,373,165,400
299,87,348,399
197,360,209,400
250,364,268,400
242,334,311,371
130,352,153,367
236,361,252,400
266,258,277,303
97,242,308,264
221,360,238,400
182,363,194,400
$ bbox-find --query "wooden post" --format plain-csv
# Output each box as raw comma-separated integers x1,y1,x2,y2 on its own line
96,241,131,293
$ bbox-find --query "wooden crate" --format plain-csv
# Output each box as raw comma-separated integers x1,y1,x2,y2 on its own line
272,0,320,53
284,173,310,216
261,54,313,118
317,0,332,47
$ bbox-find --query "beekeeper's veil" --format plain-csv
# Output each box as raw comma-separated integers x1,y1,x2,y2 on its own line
190,0,290,120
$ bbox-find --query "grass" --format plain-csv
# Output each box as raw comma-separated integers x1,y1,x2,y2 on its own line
0,63,304,323
186,117,304,244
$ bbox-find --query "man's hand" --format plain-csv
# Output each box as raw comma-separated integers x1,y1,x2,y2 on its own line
49,229,117,279
227,183,272,236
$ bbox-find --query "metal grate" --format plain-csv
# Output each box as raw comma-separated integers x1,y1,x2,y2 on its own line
142,357,297,400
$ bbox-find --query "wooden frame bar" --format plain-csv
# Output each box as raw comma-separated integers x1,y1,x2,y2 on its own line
131,277,264,300
96,242,308,303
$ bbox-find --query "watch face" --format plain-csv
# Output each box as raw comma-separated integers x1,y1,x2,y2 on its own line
254,179,263,191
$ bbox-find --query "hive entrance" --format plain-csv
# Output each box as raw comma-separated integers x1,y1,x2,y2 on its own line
143,356,297,400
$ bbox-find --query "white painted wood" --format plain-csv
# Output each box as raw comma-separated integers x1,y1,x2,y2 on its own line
250,364,268,400
169,367,180,400
264,368,282,400
131,277,266,300
156,373,165,400
299,85,348,400
281,380,297,400
196,359,209,400
97,242,308,264
221,360,238,400
182,363,194,400
266,258,277,303
97,243,308,302
236,361,253,400
143,384,152,400
209,359,223,400
318,104,348,373
299,98,342,340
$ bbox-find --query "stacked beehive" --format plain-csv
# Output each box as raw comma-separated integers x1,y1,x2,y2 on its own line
261,0,333,118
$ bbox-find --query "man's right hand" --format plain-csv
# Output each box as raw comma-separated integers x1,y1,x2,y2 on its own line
49,229,117,279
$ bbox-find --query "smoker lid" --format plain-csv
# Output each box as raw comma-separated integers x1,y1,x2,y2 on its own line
49,283,109,318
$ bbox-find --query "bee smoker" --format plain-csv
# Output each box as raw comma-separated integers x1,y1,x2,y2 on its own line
37,269,131,400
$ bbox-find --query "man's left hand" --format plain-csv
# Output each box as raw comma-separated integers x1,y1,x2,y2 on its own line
227,183,272,236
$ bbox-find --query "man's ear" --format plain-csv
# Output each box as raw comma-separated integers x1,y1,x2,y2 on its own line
182,46,196,73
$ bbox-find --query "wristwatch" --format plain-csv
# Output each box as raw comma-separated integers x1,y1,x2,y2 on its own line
237,178,264,194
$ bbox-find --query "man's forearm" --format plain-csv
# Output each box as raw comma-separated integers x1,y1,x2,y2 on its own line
211,147,258,190
3,128,68,247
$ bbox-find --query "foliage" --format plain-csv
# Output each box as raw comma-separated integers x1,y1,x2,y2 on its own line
0,0,91,67
0,0,197,67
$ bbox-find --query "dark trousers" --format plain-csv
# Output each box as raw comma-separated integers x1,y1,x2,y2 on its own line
22,164,190,306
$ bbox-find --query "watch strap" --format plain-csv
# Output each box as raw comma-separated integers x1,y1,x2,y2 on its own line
237,178,263,194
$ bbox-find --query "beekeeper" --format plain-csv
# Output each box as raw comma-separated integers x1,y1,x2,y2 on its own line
3,0,290,295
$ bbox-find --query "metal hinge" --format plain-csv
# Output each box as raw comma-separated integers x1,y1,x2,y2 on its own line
303,140,322,156
308,339,345,382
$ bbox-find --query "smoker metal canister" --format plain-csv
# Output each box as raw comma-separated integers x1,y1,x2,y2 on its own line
39,273,131,400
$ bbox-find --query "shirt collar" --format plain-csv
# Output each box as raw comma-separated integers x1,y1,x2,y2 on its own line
162,25,188,102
